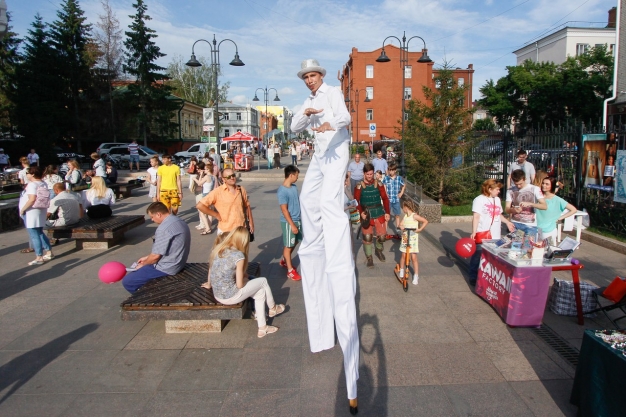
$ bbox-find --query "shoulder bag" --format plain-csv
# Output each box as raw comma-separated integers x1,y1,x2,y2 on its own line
238,186,254,242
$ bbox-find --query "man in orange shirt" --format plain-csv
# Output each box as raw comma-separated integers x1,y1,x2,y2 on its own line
196,168,254,235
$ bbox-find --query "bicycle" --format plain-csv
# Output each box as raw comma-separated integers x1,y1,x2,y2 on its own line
393,227,415,292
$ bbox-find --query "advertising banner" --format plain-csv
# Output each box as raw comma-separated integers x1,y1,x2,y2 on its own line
582,133,617,191
476,249,552,326
615,150,626,204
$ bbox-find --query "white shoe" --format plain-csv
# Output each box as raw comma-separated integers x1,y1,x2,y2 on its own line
399,268,405,278
195,224,204,230
412,275,419,285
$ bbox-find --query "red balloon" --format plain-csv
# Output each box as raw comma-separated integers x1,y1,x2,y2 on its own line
98,261,127,284
455,237,476,258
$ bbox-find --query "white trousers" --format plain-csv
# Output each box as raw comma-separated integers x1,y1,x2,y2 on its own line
215,277,275,328
299,144,360,400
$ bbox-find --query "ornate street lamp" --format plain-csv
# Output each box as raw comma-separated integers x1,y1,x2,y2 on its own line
253,87,280,169
345,89,370,145
186,35,244,154
376,31,432,176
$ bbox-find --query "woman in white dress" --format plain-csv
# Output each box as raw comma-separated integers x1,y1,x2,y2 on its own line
19,166,54,265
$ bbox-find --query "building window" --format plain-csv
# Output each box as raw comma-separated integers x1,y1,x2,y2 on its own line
404,111,409,121
458,77,464,87
476,113,484,119
404,87,412,100
576,43,589,56
435,80,441,89
404,65,412,79
366,86,373,100
610,44,616,56
236,112,242,120
224,129,230,137
223,112,229,120
366,109,373,120
366,65,374,78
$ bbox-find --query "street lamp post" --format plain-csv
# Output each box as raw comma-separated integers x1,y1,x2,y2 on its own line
376,31,432,177
253,87,280,170
344,88,370,147
186,35,244,157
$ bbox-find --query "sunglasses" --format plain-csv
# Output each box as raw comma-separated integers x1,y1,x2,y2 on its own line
224,174,237,180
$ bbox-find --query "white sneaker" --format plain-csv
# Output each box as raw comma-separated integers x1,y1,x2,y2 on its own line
399,268,405,278
195,224,204,230
412,275,419,285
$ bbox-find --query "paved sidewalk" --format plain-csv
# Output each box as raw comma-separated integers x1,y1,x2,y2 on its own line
0,154,623,416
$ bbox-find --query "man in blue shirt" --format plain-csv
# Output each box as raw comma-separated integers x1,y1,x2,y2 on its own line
372,149,388,174
277,165,302,281
122,202,191,293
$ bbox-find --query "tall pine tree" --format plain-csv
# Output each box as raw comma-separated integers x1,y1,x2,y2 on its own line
13,15,65,152
0,13,22,137
123,0,177,145
49,0,95,149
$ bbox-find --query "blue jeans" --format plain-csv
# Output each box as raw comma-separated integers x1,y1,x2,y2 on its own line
468,244,482,284
26,227,51,256
291,155,297,165
122,265,168,293
512,222,538,238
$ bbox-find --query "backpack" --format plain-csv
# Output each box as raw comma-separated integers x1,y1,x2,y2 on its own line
32,182,51,209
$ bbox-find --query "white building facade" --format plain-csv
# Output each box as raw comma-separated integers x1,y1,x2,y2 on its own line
216,103,260,139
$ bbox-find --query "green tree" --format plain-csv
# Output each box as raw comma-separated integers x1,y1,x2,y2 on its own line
167,54,229,106
13,15,65,151
473,117,496,131
0,13,22,137
479,46,613,129
95,0,124,142
49,0,96,147
403,65,476,204
123,0,178,145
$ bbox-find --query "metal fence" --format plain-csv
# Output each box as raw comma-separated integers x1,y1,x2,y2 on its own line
469,124,626,238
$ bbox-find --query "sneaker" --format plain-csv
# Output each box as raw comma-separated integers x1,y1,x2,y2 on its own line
195,224,204,230
399,268,405,278
287,269,301,281
412,275,419,285
279,258,287,268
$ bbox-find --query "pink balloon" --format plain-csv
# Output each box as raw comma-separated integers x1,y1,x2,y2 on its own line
455,237,476,258
98,261,127,284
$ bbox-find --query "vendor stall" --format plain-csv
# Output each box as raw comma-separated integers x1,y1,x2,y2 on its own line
222,131,259,171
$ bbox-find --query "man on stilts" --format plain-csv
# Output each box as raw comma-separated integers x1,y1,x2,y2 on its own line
291,59,360,414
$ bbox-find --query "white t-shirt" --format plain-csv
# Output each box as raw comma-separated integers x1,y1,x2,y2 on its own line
83,188,116,208
509,161,536,182
147,167,158,185
19,181,47,228
93,159,106,177
506,183,544,225
27,153,39,165
472,195,503,238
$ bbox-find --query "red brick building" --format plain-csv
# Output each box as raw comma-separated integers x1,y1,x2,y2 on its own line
340,45,474,144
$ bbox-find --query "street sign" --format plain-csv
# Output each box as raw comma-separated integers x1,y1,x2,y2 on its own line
203,109,214,125
203,125,215,132
369,123,376,134
369,133,376,138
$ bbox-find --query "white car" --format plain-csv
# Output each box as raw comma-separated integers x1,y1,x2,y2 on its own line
96,142,130,156
106,145,162,168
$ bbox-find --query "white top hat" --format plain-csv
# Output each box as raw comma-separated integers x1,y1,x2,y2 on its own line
297,59,326,79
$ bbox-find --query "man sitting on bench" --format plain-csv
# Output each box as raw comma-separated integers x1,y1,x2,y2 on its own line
122,202,191,293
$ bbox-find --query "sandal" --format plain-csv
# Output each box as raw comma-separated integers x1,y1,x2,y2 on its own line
200,229,212,235
20,248,34,253
257,325,279,338
43,253,55,261
268,304,285,318
28,260,44,266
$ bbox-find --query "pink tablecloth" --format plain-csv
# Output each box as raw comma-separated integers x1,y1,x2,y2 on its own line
475,249,552,327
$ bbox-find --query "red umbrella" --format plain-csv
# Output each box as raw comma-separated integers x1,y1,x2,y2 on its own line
222,131,259,141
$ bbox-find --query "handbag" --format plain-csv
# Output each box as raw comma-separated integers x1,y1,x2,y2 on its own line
239,186,254,242
48,207,60,221
475,198,495,244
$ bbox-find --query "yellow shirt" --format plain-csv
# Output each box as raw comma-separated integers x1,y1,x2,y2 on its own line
157,164,180,190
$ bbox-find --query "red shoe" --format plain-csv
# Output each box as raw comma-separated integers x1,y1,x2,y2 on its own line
279,258,287,268
287,269,301,281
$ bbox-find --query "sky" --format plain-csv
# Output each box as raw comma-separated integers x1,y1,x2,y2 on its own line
9,0,619,115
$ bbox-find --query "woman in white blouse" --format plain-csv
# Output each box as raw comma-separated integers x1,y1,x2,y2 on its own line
83,176,115,218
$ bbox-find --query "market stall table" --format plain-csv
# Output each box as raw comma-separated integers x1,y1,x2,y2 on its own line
570,330,626,416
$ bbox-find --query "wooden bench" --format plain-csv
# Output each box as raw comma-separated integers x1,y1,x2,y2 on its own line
46,214,145,249
120,262,261,333
113,182,143,199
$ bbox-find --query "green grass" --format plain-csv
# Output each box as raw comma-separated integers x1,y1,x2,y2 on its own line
441,204,472,216
587,226,626,244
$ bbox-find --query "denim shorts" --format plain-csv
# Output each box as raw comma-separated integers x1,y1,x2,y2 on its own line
130,155,140,163
390,200,402,216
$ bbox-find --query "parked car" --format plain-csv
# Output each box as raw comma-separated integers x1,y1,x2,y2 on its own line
106,145,162,168
53,146,85,163
96,142,130,156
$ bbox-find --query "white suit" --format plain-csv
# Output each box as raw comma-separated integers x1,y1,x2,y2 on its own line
291,82,359,400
